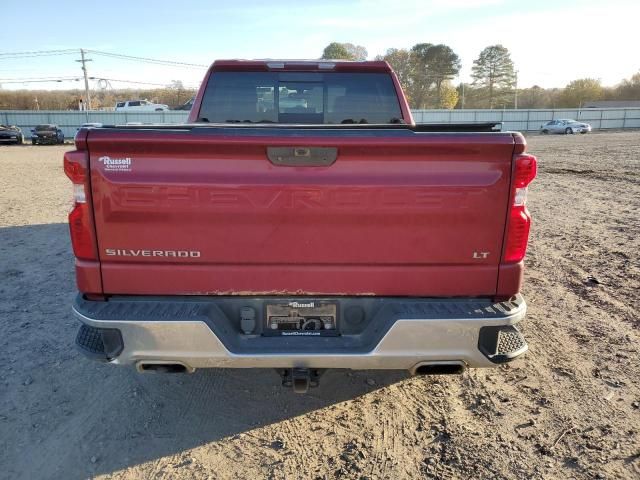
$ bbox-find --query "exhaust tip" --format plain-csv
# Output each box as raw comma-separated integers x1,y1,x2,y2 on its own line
137,362,192,374
411,362,465,376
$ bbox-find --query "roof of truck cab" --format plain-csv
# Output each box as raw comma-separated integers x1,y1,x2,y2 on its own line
210,59,392,73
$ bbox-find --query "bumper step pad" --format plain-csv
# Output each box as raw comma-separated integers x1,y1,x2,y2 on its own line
478,325,528,364
75,324,124,361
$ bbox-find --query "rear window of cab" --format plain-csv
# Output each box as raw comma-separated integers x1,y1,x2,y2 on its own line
198,71,403,125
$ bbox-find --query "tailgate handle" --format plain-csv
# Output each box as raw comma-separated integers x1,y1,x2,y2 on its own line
267,147,337,166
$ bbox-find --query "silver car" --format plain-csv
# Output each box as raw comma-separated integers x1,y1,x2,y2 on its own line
540,119,592,134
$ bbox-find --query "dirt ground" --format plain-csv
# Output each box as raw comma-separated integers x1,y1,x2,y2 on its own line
0,131,638,480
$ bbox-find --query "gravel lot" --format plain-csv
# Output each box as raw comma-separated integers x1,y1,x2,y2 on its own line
1,132,639,479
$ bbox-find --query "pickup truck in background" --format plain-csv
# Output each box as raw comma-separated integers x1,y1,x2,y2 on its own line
67,60,536,392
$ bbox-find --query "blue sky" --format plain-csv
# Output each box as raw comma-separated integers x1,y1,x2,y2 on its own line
1,0,638,90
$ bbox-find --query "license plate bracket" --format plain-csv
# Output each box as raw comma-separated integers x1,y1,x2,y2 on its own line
264,301,338,337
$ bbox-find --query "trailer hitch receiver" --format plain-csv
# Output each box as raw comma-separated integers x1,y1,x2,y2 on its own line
280,368,324,393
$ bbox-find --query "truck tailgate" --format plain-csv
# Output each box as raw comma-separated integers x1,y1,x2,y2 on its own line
87,127,515,296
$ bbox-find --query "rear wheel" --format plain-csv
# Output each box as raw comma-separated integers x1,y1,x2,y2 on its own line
565,127,573,134
541,129,549,135
15,135,23,145
31,139,36,145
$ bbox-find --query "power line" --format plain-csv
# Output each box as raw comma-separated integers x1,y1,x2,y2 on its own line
0,49,77,55
0,47,204,90
87,50,208,68
0,49,78,59
90,76,168,87
0,75,81,81
0,48,208,69
0,77,83,84
90,76,199,88
0,74,198,88
0,53,78,59
0,52,79,59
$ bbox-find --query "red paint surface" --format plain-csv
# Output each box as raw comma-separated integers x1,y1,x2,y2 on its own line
68,61,533,298
83,129,519,296
75,259,102,294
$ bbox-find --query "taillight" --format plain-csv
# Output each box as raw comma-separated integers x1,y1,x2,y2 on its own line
64,151,97,261
503,154,537,263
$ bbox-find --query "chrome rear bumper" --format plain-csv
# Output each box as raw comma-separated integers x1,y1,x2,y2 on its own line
73,294,527,371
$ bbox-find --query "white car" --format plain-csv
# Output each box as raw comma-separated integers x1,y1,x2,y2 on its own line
114,100,169,112
540,119,592,135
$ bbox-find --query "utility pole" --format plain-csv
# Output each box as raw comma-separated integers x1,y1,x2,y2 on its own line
76,49,92,113
514,70,519,109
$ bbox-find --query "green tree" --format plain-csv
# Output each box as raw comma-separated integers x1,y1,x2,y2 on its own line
439,82,459,109
519,85,548,108
422,44,461,107
343,43,368,61
471,45,516,108
454,83,484,108
408,43,461,108
321,42,351,60
614,71,640,100
559,78,603,107
169,80,187,106
376,48,412,102
409,43,433,108
321,42,367,60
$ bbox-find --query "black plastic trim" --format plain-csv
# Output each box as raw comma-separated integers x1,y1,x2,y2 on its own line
74,294,524,356
86,122,504,133
478,325,528,364
75,323,124,361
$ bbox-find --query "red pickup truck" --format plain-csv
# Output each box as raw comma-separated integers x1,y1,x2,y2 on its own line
67,60,536,392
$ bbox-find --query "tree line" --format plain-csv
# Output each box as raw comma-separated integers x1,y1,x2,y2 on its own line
322,42,640,109
1,43,639,111
0,81,196,111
